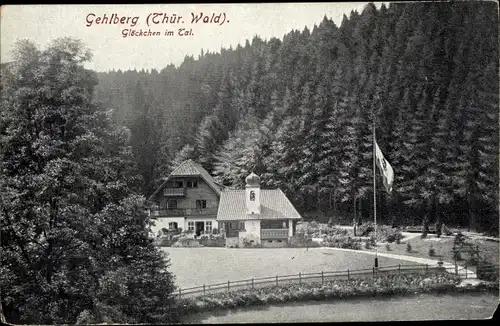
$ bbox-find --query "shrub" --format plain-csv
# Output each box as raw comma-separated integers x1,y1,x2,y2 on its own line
172,238,204,247
177,271,467,317
435,220,442,238
428,245,436,257
156,238,177,247
289,236,320,248
364,239,371,249
454,231,466,246
420,219,429,239
452,232,468,261
198,236,225,247
357,223,375,236
385,243,391,251
242,237,259,248
406,242,412,253
325,236,361,250
385,229,404,243
357,224,403,243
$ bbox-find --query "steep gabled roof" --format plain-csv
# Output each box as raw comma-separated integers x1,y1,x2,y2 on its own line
216,189,302,221
148,160,222,201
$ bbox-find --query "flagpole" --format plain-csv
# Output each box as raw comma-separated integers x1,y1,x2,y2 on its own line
373,108,378,269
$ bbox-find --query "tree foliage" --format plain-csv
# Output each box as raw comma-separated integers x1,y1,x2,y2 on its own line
95,2,498,233
0,38,176,324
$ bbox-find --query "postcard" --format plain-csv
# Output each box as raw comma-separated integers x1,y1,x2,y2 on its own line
1,2,498,324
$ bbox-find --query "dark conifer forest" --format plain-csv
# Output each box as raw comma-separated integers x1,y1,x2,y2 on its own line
94,2,499,233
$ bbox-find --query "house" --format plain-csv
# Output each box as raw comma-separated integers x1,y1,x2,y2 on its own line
216,172,302,248
148,159,224,237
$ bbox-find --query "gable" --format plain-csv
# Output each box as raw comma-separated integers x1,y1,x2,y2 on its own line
148,159,222,201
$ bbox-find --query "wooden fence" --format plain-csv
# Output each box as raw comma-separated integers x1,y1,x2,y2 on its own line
174,263,443,299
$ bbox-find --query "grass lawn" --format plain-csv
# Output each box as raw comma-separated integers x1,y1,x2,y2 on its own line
371,234,499,267
161,247,420,288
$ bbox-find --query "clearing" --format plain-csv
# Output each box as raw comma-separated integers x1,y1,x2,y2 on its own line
162,247,420,288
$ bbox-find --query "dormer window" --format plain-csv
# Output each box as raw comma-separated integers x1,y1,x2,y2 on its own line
187,179,198,188
250,190,255,201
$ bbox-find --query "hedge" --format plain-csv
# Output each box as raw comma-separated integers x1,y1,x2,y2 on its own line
175,271,498,317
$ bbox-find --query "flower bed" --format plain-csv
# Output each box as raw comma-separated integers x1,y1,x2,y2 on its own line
198,236,226,247
156,238,177,247
324,236,362,250
171,238,204,247
358,223,404,243
288,236,321,248
175,271,496,317
295,222,361,249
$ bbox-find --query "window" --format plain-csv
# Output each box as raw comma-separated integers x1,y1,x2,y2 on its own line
196,200,207,209
168,222,178,229
250,190,255,201
187,179,198,188
174,180,183,188
239,221,245,231
188,221,194,231
205,221,212,232
166,200,177,209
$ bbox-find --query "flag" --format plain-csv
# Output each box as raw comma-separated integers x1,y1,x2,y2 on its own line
375,141,394,193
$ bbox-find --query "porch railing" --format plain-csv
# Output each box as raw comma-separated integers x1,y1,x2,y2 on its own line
151,207,218,217
261,228,289,239
163,188,186,196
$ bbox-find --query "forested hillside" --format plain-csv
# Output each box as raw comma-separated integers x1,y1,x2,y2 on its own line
94,2,499,233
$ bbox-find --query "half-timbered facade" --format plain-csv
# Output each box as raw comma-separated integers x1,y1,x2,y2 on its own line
148,159,224,237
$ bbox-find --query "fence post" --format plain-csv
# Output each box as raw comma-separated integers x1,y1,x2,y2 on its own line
347,269,350,280
426,264,428,272
465,263,468,279
178,288,181,299
299,272,302,284
252,277,254,289
276,275,279,286
398,264,401,275
322,271,324,285
372,267,375,277
203,284,206,295
228,280,230,292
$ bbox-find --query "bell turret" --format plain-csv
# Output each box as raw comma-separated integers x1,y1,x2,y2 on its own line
245,172,261,214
